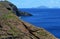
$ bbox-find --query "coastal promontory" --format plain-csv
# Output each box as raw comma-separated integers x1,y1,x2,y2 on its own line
0,1,57,39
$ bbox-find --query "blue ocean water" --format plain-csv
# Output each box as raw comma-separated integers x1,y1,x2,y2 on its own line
20,8,60,38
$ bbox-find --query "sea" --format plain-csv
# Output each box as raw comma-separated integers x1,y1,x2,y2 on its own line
19,8,60,38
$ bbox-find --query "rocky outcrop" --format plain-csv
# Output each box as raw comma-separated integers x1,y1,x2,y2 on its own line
19,12,32,16
0,1,58,39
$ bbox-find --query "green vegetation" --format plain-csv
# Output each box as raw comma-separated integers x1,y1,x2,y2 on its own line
0,0,7,1
0,11,17,20
0,11,20,37
7,23,19,36
37,31,48,36
0,4,2,6
5,0,7,1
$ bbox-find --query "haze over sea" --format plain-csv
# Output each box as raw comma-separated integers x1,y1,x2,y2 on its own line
19,8,60,38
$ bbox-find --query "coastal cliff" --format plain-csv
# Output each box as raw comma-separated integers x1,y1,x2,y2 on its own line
0,1,57,39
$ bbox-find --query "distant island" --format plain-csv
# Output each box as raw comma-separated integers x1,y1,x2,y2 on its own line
37,6,49,9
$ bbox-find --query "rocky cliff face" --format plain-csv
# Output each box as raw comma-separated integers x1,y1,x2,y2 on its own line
0,1,57,39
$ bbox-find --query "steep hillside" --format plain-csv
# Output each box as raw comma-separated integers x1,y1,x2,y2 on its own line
0,1,57,39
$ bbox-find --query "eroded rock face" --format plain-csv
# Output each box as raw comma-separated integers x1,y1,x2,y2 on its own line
0,1,58,39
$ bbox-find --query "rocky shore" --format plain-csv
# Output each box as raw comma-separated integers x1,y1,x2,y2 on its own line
0,1,58,39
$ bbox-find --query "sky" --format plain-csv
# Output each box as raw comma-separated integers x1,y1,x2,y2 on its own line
8,0,60,8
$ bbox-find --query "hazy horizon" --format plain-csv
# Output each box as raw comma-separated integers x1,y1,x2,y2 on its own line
8,0,60,8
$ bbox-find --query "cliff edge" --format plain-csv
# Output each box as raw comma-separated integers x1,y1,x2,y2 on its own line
0,1,57,39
